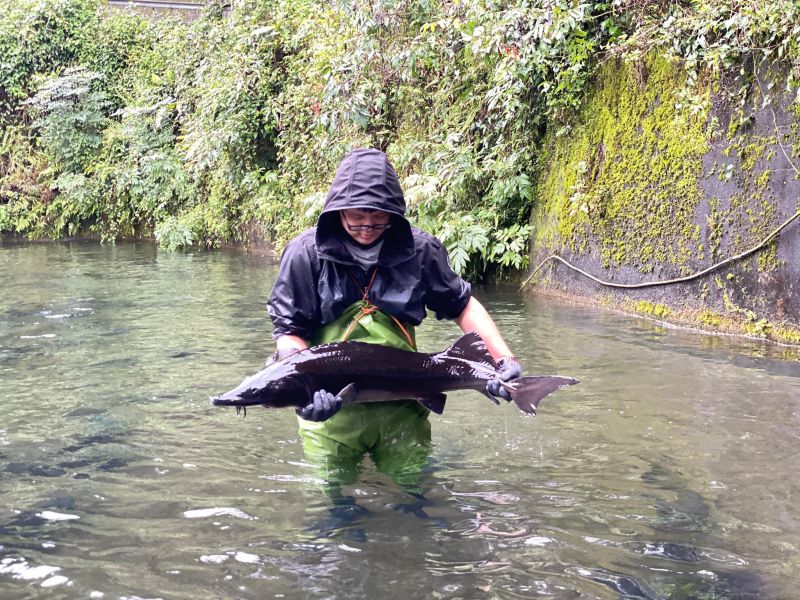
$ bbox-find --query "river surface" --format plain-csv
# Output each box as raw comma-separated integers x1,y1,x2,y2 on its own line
1,242,799,599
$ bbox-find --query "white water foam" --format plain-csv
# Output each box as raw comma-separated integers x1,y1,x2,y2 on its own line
199,555,228,564
199,551,260,564
183,507,254,520
524,536,553,547
0,557,69,587
36,511,80,521
233,552,259,564
41,575,70,587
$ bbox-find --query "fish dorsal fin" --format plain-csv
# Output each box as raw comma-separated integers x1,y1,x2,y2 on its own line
438,332,496,367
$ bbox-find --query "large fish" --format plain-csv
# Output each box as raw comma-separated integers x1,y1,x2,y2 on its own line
211,332,578,416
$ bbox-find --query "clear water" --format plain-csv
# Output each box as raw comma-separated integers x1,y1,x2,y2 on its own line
1,242,799,599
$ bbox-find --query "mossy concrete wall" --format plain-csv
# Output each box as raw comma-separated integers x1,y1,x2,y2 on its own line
529,54,800,344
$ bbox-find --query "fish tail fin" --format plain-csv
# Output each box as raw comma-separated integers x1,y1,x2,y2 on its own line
504,376,579,415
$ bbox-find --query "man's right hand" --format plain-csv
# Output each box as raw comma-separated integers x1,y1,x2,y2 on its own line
296,389,343,422
265,347,300,367
268,334,309,366
486,357,522,401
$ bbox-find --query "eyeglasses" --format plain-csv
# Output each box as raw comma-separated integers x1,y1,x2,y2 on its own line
342,214,392,232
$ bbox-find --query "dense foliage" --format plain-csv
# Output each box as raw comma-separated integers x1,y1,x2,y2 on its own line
1,0,798,279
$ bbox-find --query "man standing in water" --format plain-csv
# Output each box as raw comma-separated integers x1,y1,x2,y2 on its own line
267,148,521,486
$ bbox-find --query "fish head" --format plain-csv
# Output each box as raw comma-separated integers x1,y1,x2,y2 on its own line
210,361,310,408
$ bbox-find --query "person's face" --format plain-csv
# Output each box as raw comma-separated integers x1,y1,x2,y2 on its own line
339,208,392,245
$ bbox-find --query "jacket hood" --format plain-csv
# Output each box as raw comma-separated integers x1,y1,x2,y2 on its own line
316,148,415,267
321,148,406,216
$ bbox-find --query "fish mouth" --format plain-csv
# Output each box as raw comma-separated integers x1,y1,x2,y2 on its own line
210,388,271,407
209,395,255,417
209,396,245,407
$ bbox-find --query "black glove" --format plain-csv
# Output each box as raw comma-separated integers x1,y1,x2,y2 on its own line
296,389,343,422
486,357,522,402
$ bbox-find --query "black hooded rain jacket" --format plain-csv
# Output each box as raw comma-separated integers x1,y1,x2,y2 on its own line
267,148,471,340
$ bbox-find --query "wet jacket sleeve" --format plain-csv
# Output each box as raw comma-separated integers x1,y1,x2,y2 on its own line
422,237,471,320
267,238,320,340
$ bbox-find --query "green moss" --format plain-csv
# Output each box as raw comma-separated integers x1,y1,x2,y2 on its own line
633,300,673,319
535,53,711,272
755,169,771,189
743,318,772,338
686,305,800,345
528,48,800,343
774,325,800,345
718,110,781,272
698,310,722,327
534,51,791,293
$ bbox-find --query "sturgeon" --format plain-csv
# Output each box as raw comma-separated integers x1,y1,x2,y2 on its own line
211,332,578,416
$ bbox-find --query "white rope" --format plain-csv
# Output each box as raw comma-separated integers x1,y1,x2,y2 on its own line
520,208,800,291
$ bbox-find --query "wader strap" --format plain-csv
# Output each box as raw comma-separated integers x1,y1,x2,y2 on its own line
355,268,379,302
342,268,415,349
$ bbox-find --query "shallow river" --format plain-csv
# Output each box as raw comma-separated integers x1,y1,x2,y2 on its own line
1,242,799,599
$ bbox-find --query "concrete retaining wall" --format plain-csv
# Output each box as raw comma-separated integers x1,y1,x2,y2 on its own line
528,55,800,342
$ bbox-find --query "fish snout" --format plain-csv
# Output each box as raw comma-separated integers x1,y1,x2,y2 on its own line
209,393,241,406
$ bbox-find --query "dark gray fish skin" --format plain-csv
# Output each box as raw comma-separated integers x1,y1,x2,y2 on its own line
211,332,578,416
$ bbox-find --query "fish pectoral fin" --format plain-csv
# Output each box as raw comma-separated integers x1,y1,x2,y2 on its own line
336,383,359,405
416,393,447,415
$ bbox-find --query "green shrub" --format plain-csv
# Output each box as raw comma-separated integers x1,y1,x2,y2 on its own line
90,103,192,240
0,0,98,117
26,67,108,173
155,215,193,250
78,7,153,108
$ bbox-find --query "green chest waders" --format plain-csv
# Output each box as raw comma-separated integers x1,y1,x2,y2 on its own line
298,270,432,488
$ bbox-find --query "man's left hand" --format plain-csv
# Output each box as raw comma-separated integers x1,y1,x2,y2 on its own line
486,357,522,401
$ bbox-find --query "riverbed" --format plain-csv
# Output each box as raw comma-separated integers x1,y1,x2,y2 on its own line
1,242,798,599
